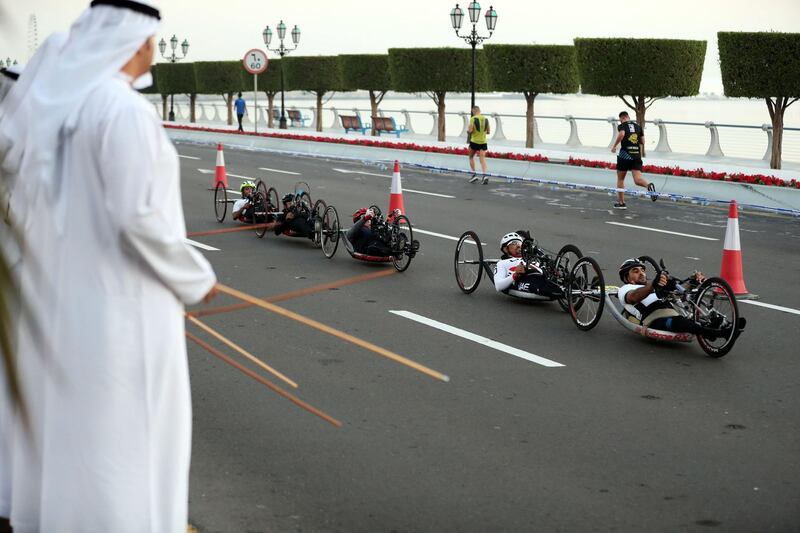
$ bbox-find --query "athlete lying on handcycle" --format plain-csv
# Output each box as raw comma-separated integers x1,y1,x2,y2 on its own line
272,193,316,239
494,231,564,299
617,257,746,340
346,207,402,257
232,181,259,222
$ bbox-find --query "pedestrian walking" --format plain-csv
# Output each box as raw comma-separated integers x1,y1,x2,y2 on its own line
234,91,247,132
0,2,217,532
611,110,656,209
467,105,490,184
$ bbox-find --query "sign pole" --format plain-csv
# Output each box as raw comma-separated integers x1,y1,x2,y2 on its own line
254,73,258,134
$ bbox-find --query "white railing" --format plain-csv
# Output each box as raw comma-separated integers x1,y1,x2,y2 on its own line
152,98,799,164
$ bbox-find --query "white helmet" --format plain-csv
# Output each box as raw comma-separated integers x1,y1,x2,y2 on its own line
500,232,522,250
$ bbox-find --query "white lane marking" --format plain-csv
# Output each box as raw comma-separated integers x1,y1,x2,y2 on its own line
332,167,390,178
197,169,255,181
332,167,454,198
415,229,487,245
185,239,219,251
740,300,800,316
258,167,301,175
605,221,718,241
404,189,455,199
178,154,201,160
389,310,564,368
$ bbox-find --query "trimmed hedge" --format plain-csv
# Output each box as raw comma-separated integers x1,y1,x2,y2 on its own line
338,54,391,92
256,57,282,93
282,55,344,92
194,61,245,94
388,47,488,93
573,38,705,97
154,62,197,94
718,32,800,98
485,44,578,94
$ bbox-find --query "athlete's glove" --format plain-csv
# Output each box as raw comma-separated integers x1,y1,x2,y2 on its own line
365,208,374,220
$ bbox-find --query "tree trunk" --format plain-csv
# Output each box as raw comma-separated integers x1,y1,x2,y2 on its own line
369,90,379,136
524,92,537,148
767,97,786,170
189,94,196,123
267,93,276,129
161,94,168,121
437,92,446,142
316,92,324,132
224,92,233,126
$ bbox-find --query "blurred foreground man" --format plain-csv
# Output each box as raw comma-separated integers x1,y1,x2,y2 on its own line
0,1,216,531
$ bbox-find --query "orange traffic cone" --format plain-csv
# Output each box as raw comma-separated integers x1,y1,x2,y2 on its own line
214,143,228,188
388,160,405,215
720,200,755,299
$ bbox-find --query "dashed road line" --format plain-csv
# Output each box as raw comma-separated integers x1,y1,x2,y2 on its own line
178,154,201,160
389,310,564,368
259,167,301,175
740,300,800,316
606,221,718,241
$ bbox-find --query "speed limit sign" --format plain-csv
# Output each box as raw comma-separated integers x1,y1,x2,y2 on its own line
243,49,268,74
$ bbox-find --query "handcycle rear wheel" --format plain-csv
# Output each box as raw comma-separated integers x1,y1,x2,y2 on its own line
214,182,227,222
252,190,268,238
267,187,280,218
555,244,583,311
391,215,414,272
454,231,483,294
321,205,340,259
567,256,605,331
311,200,327,247
694,277,741,358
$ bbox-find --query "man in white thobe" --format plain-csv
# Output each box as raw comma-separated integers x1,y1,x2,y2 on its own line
0,2,216,531
0,61,23,530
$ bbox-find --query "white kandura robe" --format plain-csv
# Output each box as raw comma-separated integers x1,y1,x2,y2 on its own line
10,74,216,532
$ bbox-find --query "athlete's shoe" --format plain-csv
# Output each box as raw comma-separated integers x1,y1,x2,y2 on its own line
648,183,658,202
469,174,479,183
613,202,627,210
482,176,489,184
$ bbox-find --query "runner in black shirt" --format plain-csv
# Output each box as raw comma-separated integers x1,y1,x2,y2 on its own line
610,111,657,209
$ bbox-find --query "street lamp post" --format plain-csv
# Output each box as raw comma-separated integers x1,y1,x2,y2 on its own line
263,20,300,129
158,34,189,121
450,2,497,110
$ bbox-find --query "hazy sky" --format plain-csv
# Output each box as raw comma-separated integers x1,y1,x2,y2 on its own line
1,0,798,93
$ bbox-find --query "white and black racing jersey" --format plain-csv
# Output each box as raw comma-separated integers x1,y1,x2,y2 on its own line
494,257,525,292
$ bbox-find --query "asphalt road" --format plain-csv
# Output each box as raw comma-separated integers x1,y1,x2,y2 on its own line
176,141,800,533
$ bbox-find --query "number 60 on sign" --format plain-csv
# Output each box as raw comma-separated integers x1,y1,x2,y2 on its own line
243,49,268,74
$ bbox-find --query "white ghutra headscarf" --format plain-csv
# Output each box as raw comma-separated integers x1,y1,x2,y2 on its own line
0,0,160,197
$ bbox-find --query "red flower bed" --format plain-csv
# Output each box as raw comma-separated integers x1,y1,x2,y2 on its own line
165,124,550,163
164,124,797,189
567,157,800,189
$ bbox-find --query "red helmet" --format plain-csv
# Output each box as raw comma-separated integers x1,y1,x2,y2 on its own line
352,207,367,222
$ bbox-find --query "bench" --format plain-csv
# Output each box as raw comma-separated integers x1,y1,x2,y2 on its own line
287,109,309,127
371,116,408,138
340,115,369,134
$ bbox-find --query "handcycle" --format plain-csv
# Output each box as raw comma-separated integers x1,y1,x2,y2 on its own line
213,179,280,238
319,205,420,272
595,256,746,357
454,230,605,331
272,181,328,247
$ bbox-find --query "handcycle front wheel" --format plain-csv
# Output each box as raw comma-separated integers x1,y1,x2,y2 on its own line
321,205,340,259
214,182,227,222
555,244,583,311
694,277,741,358
454,231,484,294
567,256,605,331
391,215,414,272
